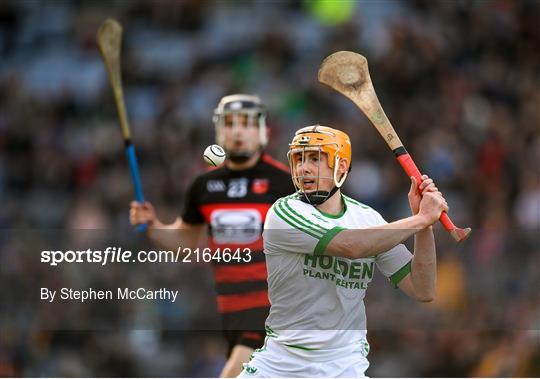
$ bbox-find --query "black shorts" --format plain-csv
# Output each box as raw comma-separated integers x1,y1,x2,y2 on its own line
222,330,266,357
221,307,269,356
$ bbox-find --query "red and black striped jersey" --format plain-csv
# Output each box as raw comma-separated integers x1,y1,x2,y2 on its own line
181,153,294,318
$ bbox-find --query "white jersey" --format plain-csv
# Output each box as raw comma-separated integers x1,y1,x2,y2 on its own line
262,192,413,360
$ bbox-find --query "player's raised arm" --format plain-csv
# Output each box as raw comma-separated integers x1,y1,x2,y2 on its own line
130,201,205,251
392,175,444,302
325,191,447,259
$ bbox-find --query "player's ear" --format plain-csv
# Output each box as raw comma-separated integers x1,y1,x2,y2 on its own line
338,158,349,175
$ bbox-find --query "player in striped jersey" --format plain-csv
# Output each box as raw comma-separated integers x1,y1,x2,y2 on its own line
130,95,294,377
239,125,448,377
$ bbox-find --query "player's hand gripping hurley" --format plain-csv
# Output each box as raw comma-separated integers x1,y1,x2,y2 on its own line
318,51,471,242
97,19,147,232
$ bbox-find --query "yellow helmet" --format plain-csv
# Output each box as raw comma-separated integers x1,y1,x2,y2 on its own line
288,125,352,203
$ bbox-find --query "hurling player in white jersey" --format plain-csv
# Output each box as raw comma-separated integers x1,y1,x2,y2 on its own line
239,125,449,378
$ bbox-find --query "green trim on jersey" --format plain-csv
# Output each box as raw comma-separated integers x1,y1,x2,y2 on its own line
342,194,372,210
282,198,329,234
390,260,412,288
274,201,323,239
314,226,346,255
253,336,269,354
273,197,330,239
283,343,320,351
265,326,278,338
315,195,347,219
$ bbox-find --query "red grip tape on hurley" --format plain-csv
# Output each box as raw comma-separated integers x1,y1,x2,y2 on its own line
396,153,457,231
396,154,422,182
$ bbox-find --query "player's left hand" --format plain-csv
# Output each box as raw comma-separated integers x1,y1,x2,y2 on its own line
408,175,438,215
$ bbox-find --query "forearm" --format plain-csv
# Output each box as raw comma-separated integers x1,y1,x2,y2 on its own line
410,227,436,301
327,215,429,259
147,218,199,251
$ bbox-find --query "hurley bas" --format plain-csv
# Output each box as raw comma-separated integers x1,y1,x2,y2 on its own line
41,287,179,303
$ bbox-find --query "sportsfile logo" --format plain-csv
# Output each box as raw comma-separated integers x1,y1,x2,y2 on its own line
40,247,252,266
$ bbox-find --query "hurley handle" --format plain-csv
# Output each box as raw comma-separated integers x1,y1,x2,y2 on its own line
125,143,148,233
394,149,471,242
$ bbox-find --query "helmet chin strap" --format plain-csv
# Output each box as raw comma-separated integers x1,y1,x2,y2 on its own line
299,186,340,205
300,157,345,205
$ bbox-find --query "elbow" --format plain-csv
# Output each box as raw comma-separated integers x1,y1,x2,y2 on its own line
415,293,435,303
337,243,358,259
339,239,374,260
341,240,375,259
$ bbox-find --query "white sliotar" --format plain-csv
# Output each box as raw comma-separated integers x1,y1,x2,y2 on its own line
203,144,226,166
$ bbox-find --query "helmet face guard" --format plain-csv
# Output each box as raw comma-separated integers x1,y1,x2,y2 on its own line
213,94,268,150
288,125,351,205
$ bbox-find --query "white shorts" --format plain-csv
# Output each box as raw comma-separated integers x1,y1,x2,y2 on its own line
238,337,370,378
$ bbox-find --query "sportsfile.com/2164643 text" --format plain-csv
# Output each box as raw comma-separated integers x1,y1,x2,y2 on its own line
40,247,252,266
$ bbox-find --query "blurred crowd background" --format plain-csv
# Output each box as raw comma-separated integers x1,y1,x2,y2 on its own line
0,0,539,377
